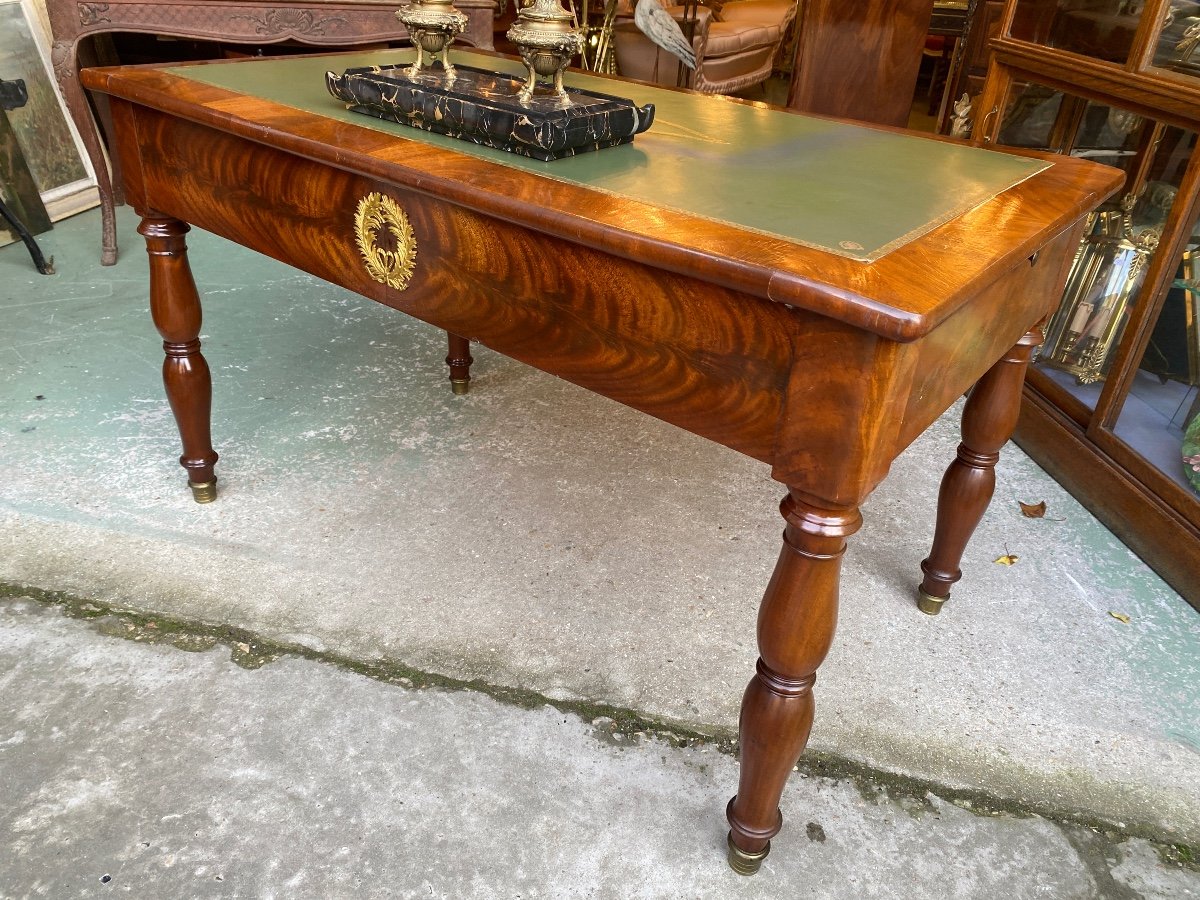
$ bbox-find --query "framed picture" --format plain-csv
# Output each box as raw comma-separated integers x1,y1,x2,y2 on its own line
0,0,98,245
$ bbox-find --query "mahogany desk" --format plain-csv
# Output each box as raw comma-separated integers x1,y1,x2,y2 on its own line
81,50,1120,875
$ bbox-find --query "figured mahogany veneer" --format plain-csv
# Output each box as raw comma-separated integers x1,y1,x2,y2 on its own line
82,55,1120,874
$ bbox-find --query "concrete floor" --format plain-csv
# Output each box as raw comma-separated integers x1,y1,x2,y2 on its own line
2,206,1199,897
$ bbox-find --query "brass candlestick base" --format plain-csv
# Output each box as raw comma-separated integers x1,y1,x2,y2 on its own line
396,0,469,78
506,0,584,103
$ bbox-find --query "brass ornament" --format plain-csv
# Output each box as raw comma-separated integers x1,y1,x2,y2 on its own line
1176,22,1200,63
507,0,585,104
354,193,417,291
395,0,469,79
1039,189,1168,384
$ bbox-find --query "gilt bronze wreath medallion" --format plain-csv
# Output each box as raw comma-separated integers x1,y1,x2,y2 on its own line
354,193,417,290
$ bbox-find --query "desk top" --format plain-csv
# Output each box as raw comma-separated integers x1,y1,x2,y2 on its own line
169,49,1043,264
83,50,1122,341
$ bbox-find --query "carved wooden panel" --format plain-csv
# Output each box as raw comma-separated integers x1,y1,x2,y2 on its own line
72,0,495,48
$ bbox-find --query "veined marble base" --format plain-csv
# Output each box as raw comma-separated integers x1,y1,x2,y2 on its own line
326,63,655,161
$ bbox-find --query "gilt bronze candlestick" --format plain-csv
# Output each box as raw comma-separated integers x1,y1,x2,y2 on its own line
327,0,653,160
506,0,584,103
396,0,469,78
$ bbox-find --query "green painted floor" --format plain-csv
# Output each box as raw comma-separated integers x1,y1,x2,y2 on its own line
2,205,1199,852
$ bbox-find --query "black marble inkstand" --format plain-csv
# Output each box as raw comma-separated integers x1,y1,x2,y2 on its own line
325,0,654,161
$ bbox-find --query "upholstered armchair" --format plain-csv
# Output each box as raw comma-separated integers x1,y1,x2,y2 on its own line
611,0,797,95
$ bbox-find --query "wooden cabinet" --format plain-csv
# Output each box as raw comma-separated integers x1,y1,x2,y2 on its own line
970,0,1200,609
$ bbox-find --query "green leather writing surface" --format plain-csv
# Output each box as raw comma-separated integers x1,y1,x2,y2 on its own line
169,50,1047,262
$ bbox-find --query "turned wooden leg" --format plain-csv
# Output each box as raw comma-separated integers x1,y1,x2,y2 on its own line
917,326,1043,614
726,490,860,874
446,332,473,395
139,215,219,502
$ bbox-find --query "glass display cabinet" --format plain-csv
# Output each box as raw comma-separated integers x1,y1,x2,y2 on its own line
969,0,1200,609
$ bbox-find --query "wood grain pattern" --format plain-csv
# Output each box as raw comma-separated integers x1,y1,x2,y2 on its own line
125,106,796,460
82,57,1125,870
786,0,935,127
119,98,1106,496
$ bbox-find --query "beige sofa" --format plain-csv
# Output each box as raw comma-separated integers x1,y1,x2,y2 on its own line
612,0,797,94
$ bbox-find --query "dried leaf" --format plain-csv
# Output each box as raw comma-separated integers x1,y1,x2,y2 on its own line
994,554,1019,566
1019,500,1047,518
1109,611,1131,624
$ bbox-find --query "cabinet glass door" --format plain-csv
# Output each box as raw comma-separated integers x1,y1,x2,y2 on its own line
1111,230,1200,497
1037,168,1176,397
1148,0,1200,81
982,0,1200,606
997,80,1068,147
1009,0,1140,64
1028,115,1191,419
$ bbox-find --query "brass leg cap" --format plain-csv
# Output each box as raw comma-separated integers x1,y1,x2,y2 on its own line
188,479,218,504
727,832,769,876
917,589,947,616
450,378,470,396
